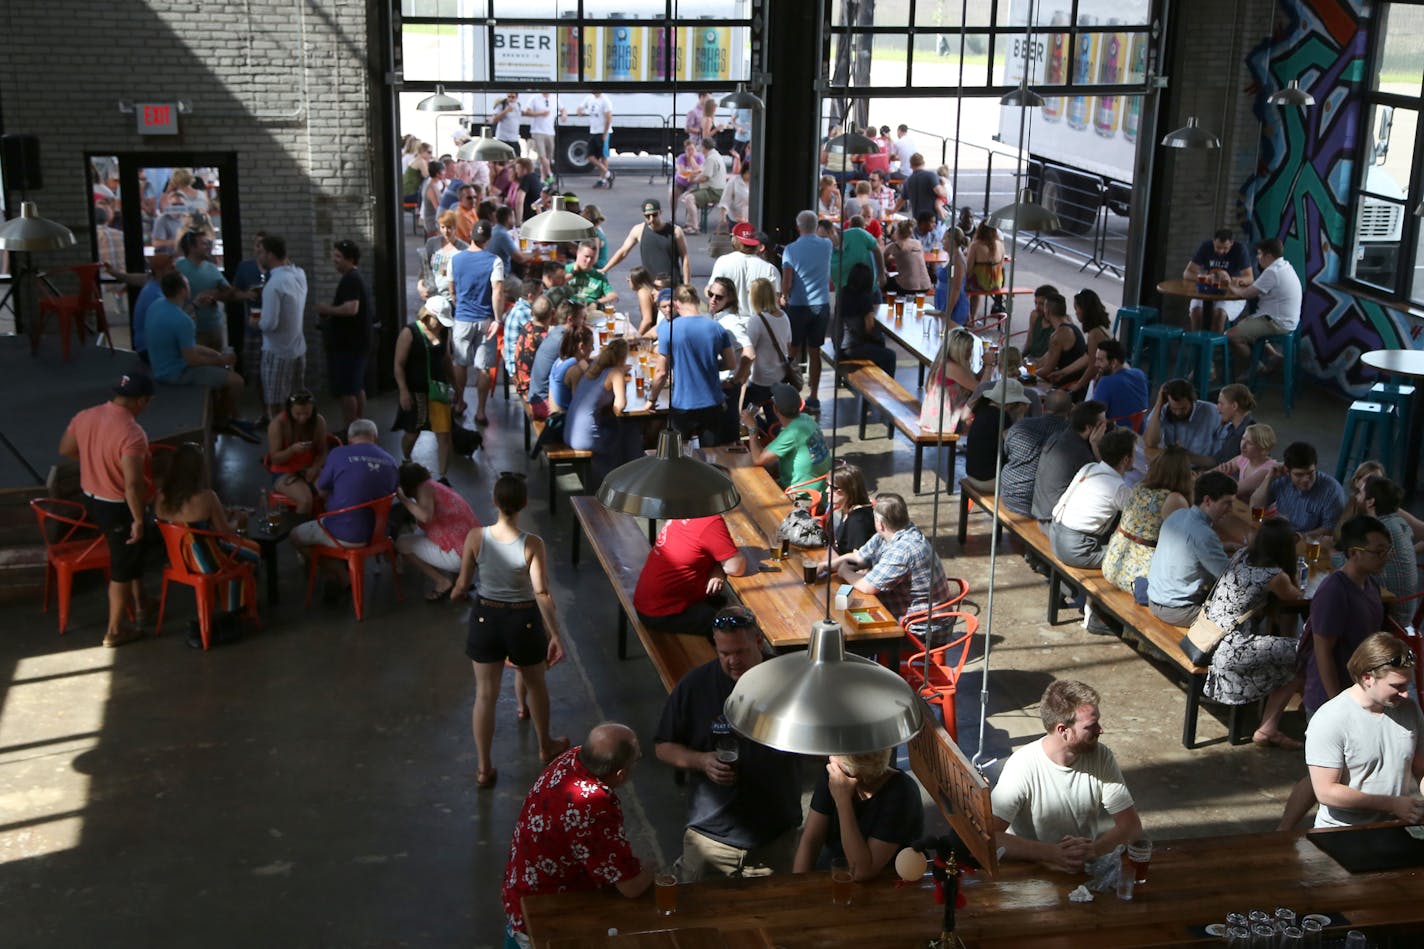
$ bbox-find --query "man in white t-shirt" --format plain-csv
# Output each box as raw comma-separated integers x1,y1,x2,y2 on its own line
680,139,727,227
1227,237,1303,377
490,92,523,154
523,92,556,180
710,224,780,318
890,124,918,178
1047,428,1137,569
1306,632,1424,829
991,680,1142,874
577,91,615,188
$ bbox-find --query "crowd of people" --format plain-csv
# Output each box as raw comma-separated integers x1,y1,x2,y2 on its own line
56,127,1424,949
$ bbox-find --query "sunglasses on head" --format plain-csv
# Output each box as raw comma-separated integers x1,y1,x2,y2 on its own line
712,611,756,630
1373,652,1417,672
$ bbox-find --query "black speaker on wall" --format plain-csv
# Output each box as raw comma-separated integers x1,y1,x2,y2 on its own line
0,135,43,191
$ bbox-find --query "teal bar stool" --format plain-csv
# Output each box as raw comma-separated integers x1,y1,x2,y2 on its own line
1175,331,1232,395
1132,324,1184,387
1112,305,1159,355
1369,380,1415,460
1246,329,1299,416
1334,401,1398,483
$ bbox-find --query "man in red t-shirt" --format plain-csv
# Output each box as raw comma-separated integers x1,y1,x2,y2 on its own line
633,515,747,639
502,723,652,945
58,373,154,647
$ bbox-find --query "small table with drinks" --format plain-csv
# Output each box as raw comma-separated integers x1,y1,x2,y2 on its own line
243,505,303,605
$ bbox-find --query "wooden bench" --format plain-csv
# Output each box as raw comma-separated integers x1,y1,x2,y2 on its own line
403,200,420,237
956,478,1248,750
846,364,958,495
569,497,713,692
524,401,591,514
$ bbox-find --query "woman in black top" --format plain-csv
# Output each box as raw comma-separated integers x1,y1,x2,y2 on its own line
963,378,1032,493
836,263,896,376
827,463,876,556
1047,288,1111,398
393,298,455,475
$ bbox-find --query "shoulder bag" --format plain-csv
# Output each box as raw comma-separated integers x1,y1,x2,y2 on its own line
757,311,803,391
417,326,454,404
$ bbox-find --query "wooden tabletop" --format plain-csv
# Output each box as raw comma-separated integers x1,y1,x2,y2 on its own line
525,828,1424,948
1156,278,1245,302
1362,348,1424,380
876,303,945,368
719,466,900,648
547,927,774,949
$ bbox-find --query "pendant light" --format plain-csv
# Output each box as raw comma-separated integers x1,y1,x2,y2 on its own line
415,85,462,112
724,619,924,755
457,127,517,162
1160,115,1221,149
719,84,765,111
1266,79,1315,107
0,202,77,251
986,188,1061,233
999,78,1046,109
519,195,598,244
596,427,740,519
824,130,879,156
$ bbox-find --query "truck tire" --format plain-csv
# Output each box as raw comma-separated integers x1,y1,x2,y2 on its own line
559,134,592,174
1041,167,1099,236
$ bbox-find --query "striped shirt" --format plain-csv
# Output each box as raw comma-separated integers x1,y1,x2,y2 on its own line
1266,473,1346,533
1000,414,1069,516
858,524,950,620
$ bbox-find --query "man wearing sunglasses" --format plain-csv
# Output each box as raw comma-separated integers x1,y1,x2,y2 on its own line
654,607,801,882
1305,633,1424,828
602,199,692,287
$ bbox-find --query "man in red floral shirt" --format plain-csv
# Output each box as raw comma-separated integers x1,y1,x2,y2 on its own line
503,723,653,946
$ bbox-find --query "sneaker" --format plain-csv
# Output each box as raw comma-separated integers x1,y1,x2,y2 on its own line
803,397,821,416
607,170,617,187
592,179,606,189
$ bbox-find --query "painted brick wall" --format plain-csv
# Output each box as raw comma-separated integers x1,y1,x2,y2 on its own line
0,0,382,384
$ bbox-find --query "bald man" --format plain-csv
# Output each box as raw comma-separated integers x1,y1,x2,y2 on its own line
502,723,653,945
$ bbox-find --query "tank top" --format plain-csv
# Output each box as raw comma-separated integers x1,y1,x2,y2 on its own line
639,222,681,280
565,367,613,451
268,411,316,473
549,355,579,410
1058,323,1088,385
475,528,534,602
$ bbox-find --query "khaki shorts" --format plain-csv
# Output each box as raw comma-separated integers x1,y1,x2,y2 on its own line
531,132,556,162
1229,314,1288,342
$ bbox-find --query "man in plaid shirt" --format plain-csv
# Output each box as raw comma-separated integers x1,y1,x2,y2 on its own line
827,493,949,620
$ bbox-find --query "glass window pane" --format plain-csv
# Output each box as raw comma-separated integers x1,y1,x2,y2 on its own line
1365,105,1417,202
911,32,990,87
403,0,488,16
914,0,994,29
402,25,489,81
1058,28,1134,87
1412,226,1424,305
1375,2,1424,99
868,33,907,87
1349,198,1406,289
1079,1,1150,28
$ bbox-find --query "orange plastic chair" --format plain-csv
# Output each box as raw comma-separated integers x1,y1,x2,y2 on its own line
30,498,111,634
34,263,112,360
899,605,978,742
154,520,261,650
303,494,403,620
1111,410,1146,434
263,434,340,512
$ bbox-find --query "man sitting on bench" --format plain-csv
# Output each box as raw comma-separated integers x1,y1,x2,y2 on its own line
991,680,1143,874
633,516,748,639
1145,471,1237,626
1031,401,1108,526
1047,428,1137,569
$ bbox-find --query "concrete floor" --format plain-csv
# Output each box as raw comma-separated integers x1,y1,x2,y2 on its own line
0,164,1383,947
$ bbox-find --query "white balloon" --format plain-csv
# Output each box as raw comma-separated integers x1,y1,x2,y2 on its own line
895,847,928,881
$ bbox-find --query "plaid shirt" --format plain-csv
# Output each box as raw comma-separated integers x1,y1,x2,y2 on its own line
858,524,949,620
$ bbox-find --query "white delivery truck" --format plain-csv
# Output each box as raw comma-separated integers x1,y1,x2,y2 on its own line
401,0,750,174
996,0,1144,234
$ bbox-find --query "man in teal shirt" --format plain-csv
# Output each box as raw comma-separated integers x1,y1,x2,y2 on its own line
740,383,831,492
175,231,239,349
826,215,886,291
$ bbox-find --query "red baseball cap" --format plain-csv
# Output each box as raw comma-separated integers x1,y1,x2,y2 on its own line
731,222,760,247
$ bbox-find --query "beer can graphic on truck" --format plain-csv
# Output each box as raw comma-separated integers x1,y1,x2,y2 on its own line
651,26,677,80
695,26,722,80
1093,21,1123,137
607,26,633,80
1042,14,1069,122
1065,16,1096,131
1122,33,1147,142
559,24,580,82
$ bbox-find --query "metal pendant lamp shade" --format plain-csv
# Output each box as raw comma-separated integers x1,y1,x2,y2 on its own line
724,620,924,755
458,127,517,162
0,202,77,251
520,196,599,243
720,84,764,110
596,428,741,519
825,131,879,156
1160,115,1221,149
1266,80,1315,107
416,84,462,112
986,189,1061,233
1000,83,1046,108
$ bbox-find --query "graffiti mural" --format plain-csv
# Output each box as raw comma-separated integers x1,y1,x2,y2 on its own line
1240,0,1423,396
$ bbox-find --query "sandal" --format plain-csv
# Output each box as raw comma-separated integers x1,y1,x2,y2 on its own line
540,736,571,764
1252,731,1303,751
476,767,498,789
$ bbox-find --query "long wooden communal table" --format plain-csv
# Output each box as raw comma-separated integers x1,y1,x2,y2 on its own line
718,465,903,651
526,827,1424,948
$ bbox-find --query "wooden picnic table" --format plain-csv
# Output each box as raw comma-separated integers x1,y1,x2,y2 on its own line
526,827,1424,948
718,465,900,649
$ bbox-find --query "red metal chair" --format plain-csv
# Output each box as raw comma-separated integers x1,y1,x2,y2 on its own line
154,520,261,650
34,263,112,360
263,434,340,512
1385,590,1424,696
303,494,403,620
899,607,979,743
30,498,110,634
1111,410,1146,434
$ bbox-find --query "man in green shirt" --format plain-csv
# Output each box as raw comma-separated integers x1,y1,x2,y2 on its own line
825,215,886,291
565,240,618,307
740,383,831,491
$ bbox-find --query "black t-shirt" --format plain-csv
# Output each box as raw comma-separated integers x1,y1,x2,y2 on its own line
518,172,544,220
807,768,924,868
835,505,876,554
902,169,940,219
965,402,1008,480
327,269,373,355
654,659,802,849
1031,426,1096,521
1190,239,1251,275
838,289,883,351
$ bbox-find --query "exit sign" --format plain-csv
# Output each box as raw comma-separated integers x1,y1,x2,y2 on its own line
136,102,179,136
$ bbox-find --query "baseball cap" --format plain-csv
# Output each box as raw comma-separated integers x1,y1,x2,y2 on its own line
642,199,661,214
771,383,803,417
471,221,492,245
423,296,454,327
655,288,673,304
731,222,759,247
114,372,156,398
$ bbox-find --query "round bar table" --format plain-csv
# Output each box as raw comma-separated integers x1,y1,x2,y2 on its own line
1155,277,1247,303
1361,348,1424,499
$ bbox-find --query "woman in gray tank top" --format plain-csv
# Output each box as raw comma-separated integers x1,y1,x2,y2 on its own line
452,472,569,788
